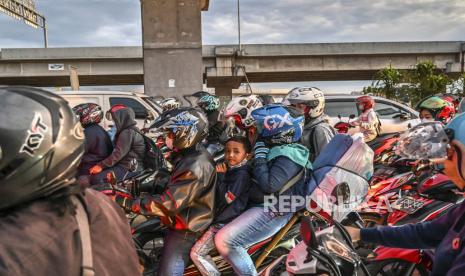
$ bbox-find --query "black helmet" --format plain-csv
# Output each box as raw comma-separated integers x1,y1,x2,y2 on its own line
0,87,85,211
151,107,208,150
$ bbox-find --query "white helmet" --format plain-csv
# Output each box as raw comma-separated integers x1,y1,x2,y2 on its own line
285,87,325,118
224,95,263,128
160,97,181,112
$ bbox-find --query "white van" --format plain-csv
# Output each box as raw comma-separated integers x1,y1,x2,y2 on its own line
56,91,162,130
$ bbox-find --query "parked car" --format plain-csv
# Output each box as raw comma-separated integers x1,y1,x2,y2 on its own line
55,91,162,130
324,95,420,135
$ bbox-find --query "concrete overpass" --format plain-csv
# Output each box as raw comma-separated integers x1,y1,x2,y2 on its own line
0,41,463,96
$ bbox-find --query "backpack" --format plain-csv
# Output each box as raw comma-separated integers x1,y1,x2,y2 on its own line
135,130,165,171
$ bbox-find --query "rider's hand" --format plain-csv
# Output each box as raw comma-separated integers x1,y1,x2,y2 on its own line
89,164,103,175
254,141,269,159
216,163,227,173
344,226,361,242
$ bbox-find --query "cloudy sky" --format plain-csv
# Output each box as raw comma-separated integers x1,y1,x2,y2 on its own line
1,0,464,92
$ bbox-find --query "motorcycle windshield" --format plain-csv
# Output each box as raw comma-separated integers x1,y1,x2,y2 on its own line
311,135,373,221
395,121,448,159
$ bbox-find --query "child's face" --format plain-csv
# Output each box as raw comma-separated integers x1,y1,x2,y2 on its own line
225,141,248,167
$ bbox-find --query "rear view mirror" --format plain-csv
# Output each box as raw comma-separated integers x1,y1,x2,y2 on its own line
338,114,342,119
349,114,356,119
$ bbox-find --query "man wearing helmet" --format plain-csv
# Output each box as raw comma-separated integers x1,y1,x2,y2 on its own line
352,95,381,143
346,115,465,275
197,93,224,155
116,107,217,275
72,103,113,186
0,87,139,275
284,87,337,162
417,96,455,124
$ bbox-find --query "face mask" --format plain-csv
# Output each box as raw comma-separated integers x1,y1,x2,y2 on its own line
421,118,435,123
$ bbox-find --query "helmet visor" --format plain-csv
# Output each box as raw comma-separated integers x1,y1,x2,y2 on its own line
396,122,449,159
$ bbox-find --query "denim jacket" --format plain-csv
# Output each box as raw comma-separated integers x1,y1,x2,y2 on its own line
249,143,315,209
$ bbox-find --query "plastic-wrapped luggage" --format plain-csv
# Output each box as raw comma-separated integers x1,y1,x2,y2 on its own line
309,134,374,222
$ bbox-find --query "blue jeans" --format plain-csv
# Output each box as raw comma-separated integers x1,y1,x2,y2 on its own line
214,207,292,276
158,229,198,276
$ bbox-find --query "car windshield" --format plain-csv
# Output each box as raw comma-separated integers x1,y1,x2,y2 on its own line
142,97,163,115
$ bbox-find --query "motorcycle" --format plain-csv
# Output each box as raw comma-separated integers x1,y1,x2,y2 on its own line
362,171,463,275
133,211,305,275
259,186,372,276
334,114,356,134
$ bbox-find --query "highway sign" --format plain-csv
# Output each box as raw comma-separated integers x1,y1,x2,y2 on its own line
0,0,45,28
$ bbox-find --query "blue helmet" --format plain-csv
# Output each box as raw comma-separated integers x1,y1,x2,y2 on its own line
446,113,465,147
251,104,304,144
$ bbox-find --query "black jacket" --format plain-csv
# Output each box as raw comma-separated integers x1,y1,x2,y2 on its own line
206,110,224,144
100,108,145,171
77,124,113,176
133,146,217,233
214,164,251,224
0,189,140,276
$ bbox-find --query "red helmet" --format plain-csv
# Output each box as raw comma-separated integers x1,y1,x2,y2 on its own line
356,96,375,111
105,104,127,120
436,105,455,124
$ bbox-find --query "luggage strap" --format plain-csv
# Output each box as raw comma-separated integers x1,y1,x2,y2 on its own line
71,196,95,276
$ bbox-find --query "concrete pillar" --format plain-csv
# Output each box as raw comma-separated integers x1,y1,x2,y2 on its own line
214,86,233,105
141,0,204,98
206,46,244,101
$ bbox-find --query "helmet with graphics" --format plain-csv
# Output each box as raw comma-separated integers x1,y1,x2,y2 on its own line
197,94,220,112
224,95,263,129
72,103,104,127
251,104,304,145
151,107,208,150
160,97,181,113
0,86,85,211
284,87,326,118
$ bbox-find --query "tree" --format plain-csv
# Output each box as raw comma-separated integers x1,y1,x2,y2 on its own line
363,65,404,101
407,61,452,104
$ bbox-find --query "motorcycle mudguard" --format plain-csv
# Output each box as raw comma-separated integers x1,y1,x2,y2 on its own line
372,246,421,264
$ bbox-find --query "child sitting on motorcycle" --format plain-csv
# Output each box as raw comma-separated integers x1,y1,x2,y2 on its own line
347,114,465,275
116,107,217,276
190,136,252,276
215,104,314,275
